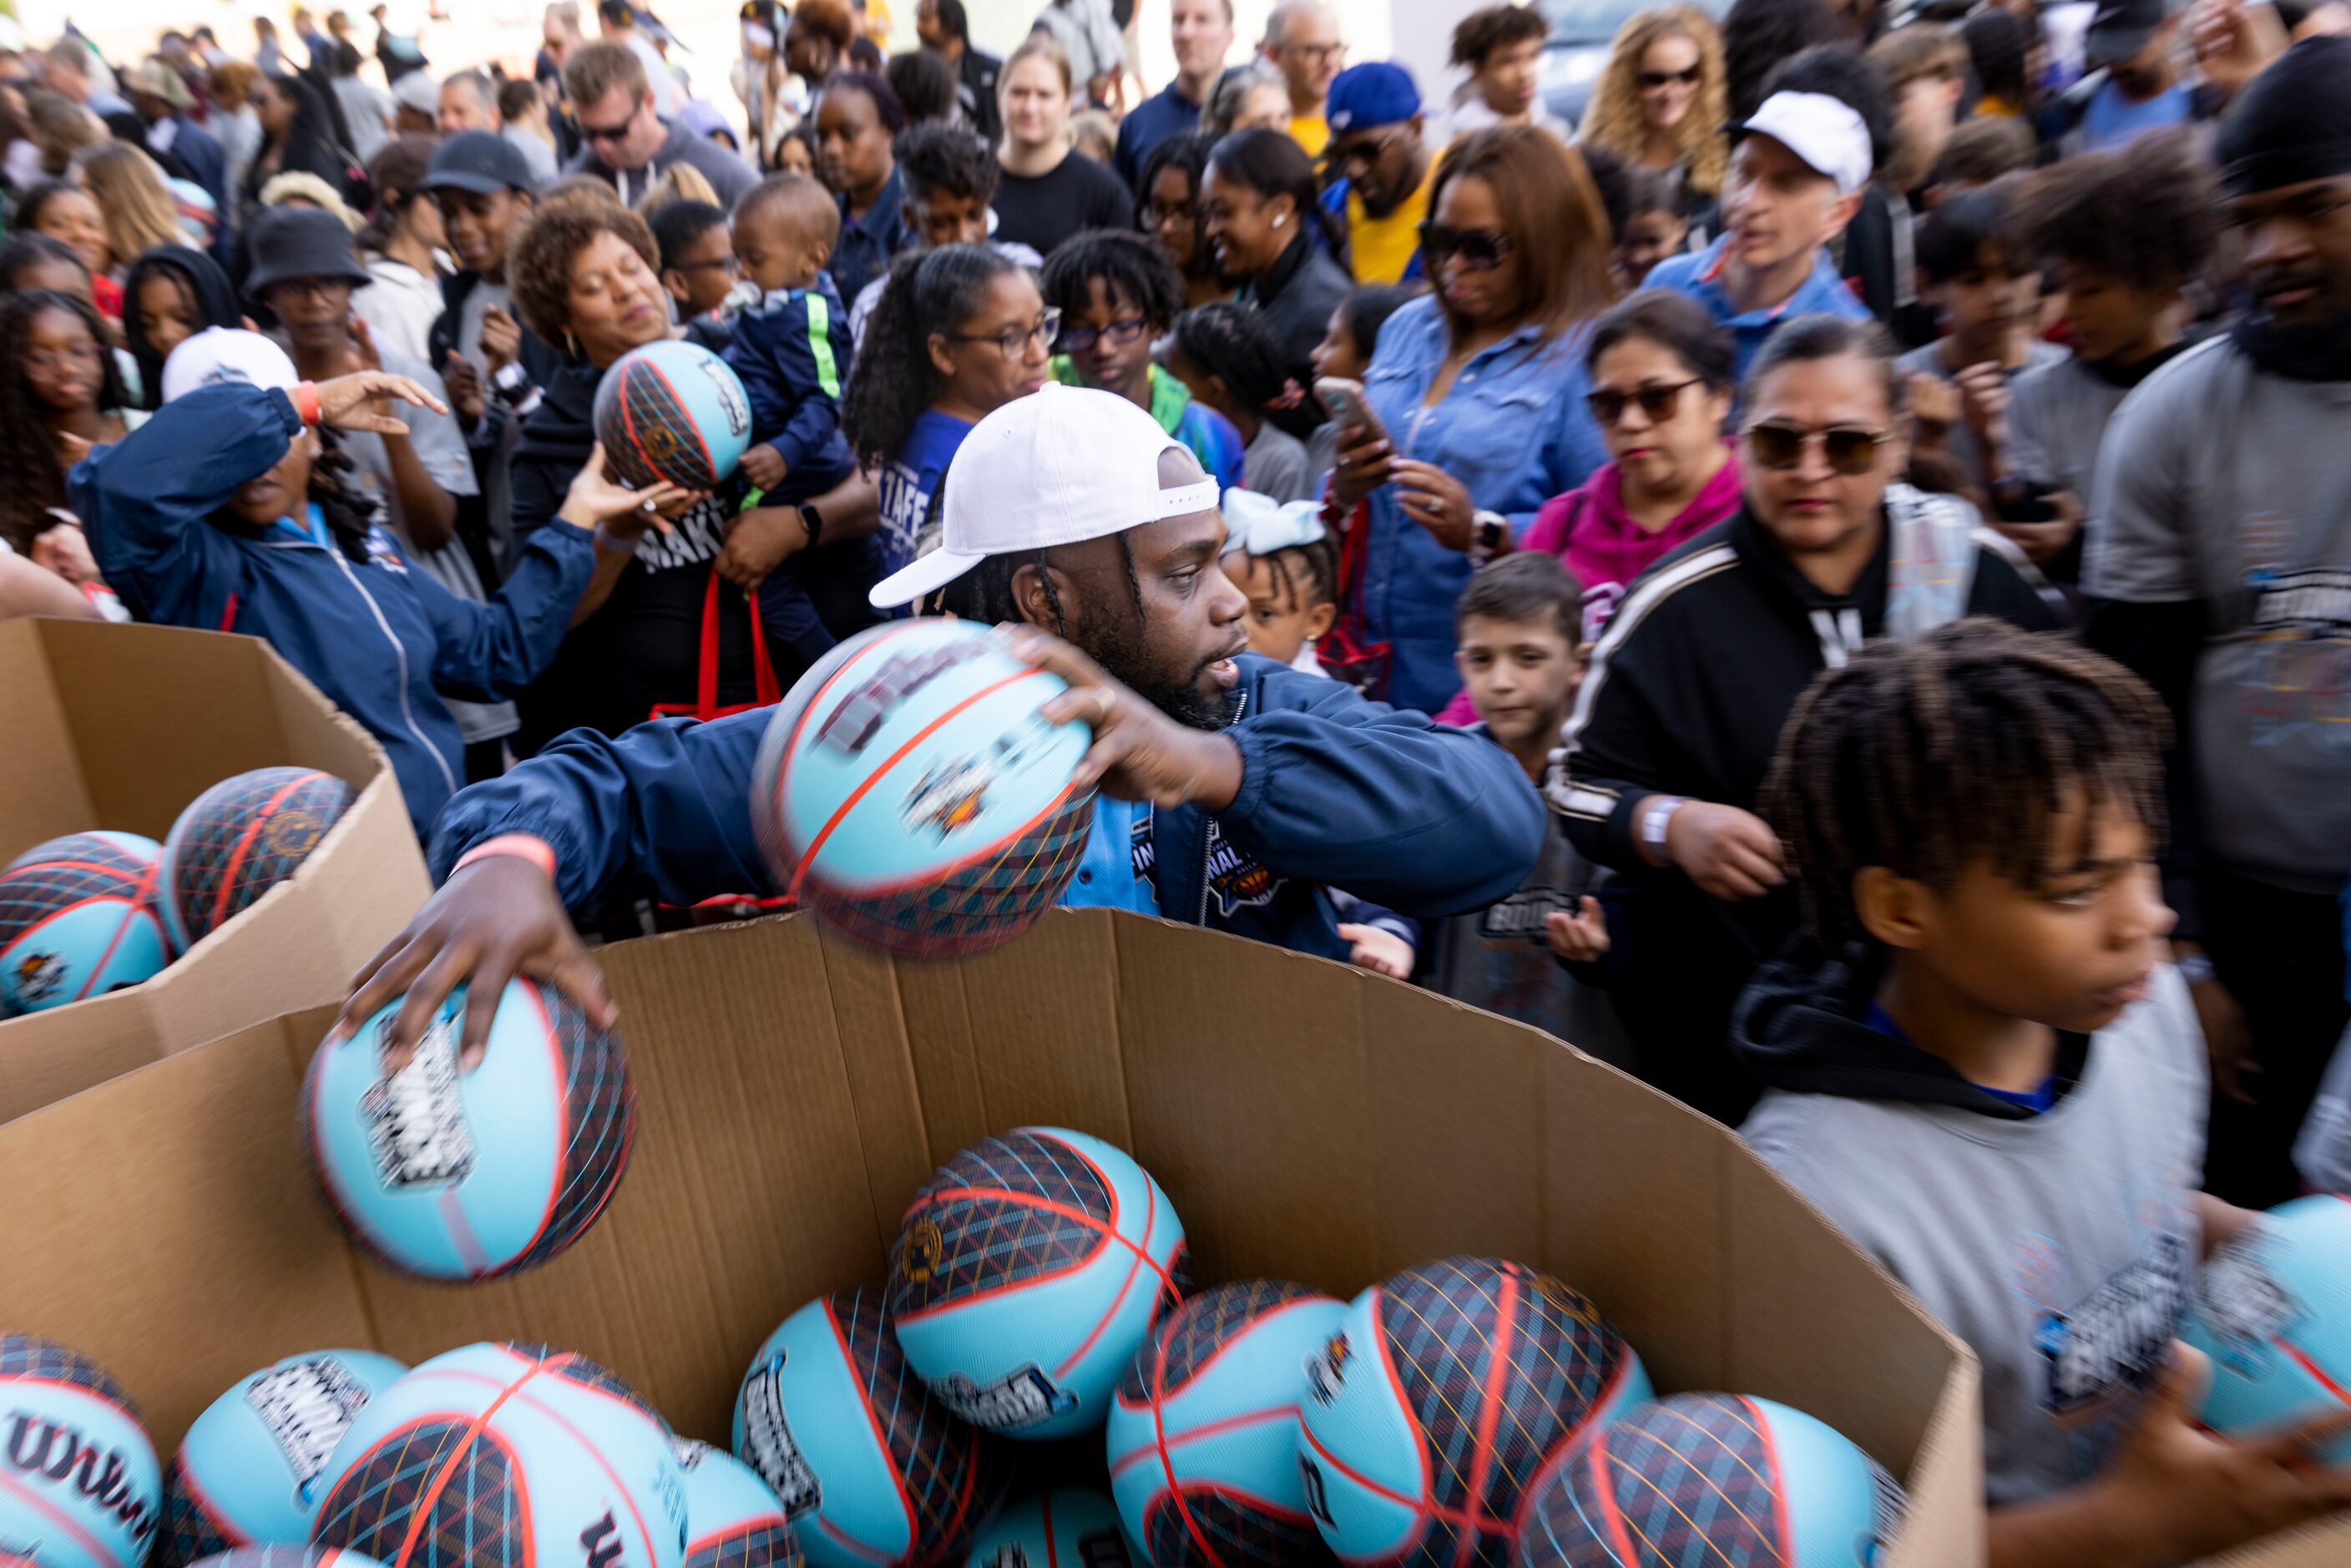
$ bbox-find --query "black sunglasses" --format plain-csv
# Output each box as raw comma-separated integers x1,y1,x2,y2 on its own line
1638,64,1702,89
1418,222,1513,271
1586,378,1701,427
1744,421,1891,474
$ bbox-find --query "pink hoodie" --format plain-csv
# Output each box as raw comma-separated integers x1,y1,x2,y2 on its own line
1434,447,1743,726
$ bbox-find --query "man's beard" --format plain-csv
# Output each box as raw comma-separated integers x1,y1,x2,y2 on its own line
1089,614,1242,731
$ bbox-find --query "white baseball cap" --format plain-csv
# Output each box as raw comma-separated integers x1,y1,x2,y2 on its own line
161,327,301,404
1737,91,1874,196
867,383,1222,609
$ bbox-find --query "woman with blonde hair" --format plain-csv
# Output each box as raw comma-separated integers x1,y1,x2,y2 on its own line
73,144,188,270
1577,5,1727,197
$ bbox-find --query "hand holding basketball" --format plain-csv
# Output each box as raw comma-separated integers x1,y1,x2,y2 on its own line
1010,629,1244,811
314,372,448,436
334,852,612,1070
559,442,692,536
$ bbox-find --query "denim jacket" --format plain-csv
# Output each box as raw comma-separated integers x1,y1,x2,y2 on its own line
1358,295,1609,713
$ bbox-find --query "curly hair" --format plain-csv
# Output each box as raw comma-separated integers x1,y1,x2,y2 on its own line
1719,0,1838,123
886,47,958,126
899,121,1001,205
822,69,909,135
2014,130,2219,293
505,194,660,349
1579,5,1729,195
1451,3,1550,69
1040,229,1185,329
0,289,129,551
1759,620,2168,953
1169,300,1318,440
842,244,1026,471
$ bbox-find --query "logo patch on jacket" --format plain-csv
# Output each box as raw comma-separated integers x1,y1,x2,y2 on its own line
1130,805,1155,880
1478,887,1574,943
1204,821,1283,915
362,527,409,574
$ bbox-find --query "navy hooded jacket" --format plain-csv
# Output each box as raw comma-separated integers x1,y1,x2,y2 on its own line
427,652,1547,958
74,383,599,836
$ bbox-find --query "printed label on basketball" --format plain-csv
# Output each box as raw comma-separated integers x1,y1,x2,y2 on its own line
899,1218,943,1283
932,1367,1076,1432
2195,1232,2302,1372
244,1358,375,1489
736,1362,822,1519
0,1419,157,1546
817,645,988,756
260,811,327,860
359,1011,476,1188
700,360,751,438
11,953,65,1007
1298,1457,1334,1529
1304,1333,1350,1406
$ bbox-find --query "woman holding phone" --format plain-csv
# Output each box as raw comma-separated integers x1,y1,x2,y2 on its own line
1324,126,1615,715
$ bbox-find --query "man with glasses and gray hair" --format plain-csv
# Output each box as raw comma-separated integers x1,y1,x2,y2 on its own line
1259,0,1343,157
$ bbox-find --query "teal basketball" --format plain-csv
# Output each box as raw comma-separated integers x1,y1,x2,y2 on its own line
964,1491,1133,1568
1513,1394,1904,1567
751,620,1095,959
2184,1194,2351,1464
1295,1259,1650,1568
594,340,752,490
0,1333,162,1568
0,831,169,1014
677,1442,799,1568
1107,1282,1345,1568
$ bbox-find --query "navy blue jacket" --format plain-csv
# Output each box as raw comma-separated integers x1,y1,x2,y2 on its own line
722,273,857,502
427,652,1546,959
74,385,599,835
1113,81,1201,191
826,164,912,320
162,114,231,235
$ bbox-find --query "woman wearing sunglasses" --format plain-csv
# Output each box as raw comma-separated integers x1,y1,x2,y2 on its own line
1323,124,1615,716
1577,5,1729,202
1548,314,2055,1124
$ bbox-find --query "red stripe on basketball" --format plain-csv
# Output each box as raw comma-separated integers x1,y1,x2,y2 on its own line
814,1517,893,1565
513,980,572,1268
1590,1434,1642,1568
208,771,321,930
1151,1295,1226,1568
788,667,1057,899
504,1374,664,1568
1125,1403,1298,1474
640,360,716,483
1740,1397,1796,1557
892,1187,1178,1321
1056,1175,1156,1380
390,1353,556,1568
1452,1266,1520,1568
1297,1423,1500,1535
2275,1337,2351,1409
827,1297,921,1560
0,1465,124,1568
68,902,151,1003
174,1461,253,1550
1371,1288,1438,1528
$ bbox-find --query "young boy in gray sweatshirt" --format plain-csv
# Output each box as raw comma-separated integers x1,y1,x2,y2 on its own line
1735,620,2351,1566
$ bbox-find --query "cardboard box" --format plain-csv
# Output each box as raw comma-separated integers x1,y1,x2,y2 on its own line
0,908,1996,1566
0,618,429,1120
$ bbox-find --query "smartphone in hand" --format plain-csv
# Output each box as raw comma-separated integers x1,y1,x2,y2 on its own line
1315,377,1388,448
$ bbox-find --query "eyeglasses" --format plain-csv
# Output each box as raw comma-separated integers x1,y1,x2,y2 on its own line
1637,64,1702,89
1144,199,1197,226
1417,222,1514,271
23,343,103,375
947,306,1061,358
1585,378,1701,427
1056,316,1150,355
1743,421,1892,474
1279,40,1346,63
1326,126,1406,175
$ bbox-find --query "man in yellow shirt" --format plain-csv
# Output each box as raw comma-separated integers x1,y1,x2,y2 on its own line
1322,61,1433,285
1261,0,1342,157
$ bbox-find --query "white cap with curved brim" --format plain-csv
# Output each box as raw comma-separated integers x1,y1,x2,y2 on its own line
1737,91,1874,196
161,327,301,404
867,382,1224,610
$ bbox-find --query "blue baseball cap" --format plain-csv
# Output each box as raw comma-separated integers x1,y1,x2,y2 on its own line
1326,62,1421,134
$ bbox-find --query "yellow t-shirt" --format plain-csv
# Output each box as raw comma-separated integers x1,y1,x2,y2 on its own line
1347,169,1432,286
1290,114,1328,159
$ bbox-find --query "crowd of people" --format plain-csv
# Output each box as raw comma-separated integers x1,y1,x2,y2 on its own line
11,0,2351,1558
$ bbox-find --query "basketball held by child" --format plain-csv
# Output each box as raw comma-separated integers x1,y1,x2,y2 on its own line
1513,1393,1903,1568
302,977,636,1281
0,831,171,1015
962,1490,1133,1568
731,1289,1009,1568
311,1342,688,1568
1296,1258,1651,1568
0,1333,162,1568
159,1349,409,1567
2184,1194,2351,1464
887,1128,1188,1441
751,620,1096,959
594,339,753,490
1106,1281,1347,1568
159,767,355,952
676,1443,798,1568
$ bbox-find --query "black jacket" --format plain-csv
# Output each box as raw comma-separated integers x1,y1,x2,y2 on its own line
1238,232,1352,394
1549,495,2057,1120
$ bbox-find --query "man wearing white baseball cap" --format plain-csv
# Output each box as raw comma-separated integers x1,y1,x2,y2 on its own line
336,382,1549,1061
1646,76,1878,387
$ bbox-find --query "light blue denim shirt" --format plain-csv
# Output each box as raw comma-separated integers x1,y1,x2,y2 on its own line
1358,295,1609,714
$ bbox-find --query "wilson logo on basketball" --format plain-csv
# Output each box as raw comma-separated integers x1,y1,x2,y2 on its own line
1305,1333,1350,1406
3,1414,157,1545
900,1218,945,1283
11,953,64,1007
261,811,327,859
581,1510,627,1568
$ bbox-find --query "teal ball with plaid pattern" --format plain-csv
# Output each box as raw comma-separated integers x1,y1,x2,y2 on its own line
594,341,751,490
160,767,353,952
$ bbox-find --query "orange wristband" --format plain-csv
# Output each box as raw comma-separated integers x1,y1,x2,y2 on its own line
293,381,321,427
453,833,557,881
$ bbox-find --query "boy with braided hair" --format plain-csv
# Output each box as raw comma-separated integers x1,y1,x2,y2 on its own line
1737,620,2351,1566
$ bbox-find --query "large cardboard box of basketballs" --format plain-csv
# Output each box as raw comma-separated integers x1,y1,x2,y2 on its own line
0,617,428,1121
0,908,2018,1568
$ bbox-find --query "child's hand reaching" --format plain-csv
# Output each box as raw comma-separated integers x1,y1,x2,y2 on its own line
740,443,788,493
1544,896,1610,964
1338,923,1414,979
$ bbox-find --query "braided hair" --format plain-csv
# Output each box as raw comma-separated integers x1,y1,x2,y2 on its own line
0,288,129,551
842,243,1025,472
1168,300,1319,441
962,532,1145,637
1758,620,2170,954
